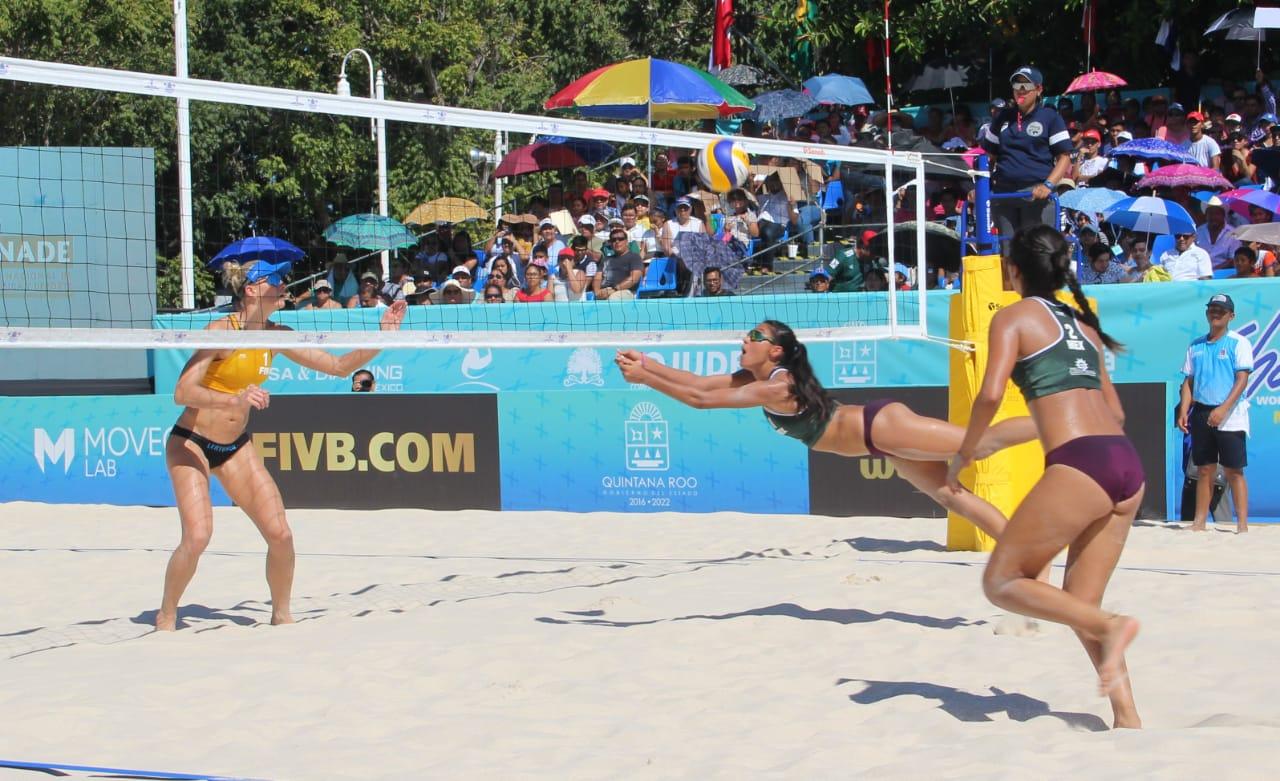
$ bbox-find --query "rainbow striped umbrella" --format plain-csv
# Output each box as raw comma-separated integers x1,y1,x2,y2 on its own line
545,57,754,121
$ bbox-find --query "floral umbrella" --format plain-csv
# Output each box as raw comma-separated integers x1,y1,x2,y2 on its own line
1066,70,1127,94
1136,164,1232,190
1108,138,1196,164
545,57,753,120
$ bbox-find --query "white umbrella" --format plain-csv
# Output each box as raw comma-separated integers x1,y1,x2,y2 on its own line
1206,8,1280,67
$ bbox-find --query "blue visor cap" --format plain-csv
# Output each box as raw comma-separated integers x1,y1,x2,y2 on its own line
244,260,293,285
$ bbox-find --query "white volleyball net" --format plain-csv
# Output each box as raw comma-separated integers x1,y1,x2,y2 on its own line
0,56,939,350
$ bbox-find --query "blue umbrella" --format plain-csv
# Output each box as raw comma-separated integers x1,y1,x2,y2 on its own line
1058,187,1127,215
323,214,417,251
535,136,615,165
746,89,819,124
1102,196,1196,235
208,235,304,268
1108,138,1196,164
802,74,875,106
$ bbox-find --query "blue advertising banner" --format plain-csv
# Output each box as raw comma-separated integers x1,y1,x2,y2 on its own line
0,395,222,506
497,390,809,514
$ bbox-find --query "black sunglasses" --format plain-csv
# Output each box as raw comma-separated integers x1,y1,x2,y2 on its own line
610,235,628,242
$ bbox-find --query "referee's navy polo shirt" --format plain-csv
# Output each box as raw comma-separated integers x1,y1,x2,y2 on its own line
981,103,1073,192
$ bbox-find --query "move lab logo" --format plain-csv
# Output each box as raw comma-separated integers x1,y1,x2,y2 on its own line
33,426,168,478
834,341,876,385
600,402,699,506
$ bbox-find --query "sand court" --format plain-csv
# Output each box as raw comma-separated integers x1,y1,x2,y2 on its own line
1,504,1277,779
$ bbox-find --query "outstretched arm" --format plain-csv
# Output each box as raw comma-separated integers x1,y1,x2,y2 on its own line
616,349,754,392
947,309,1020,488
280,301,406,377
616,351,786,409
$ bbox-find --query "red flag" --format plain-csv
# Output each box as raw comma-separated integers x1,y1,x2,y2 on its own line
866,37,880,73
712,0,734,70
1082,0,1097,57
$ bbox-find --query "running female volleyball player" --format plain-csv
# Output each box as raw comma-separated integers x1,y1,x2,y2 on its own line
156,260,406,630
947,225,1143,728
614,321,1035,540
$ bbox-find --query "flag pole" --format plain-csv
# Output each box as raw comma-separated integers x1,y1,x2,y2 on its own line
883,0,894,151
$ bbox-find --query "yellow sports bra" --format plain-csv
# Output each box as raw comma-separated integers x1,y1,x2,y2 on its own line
200,314,273,394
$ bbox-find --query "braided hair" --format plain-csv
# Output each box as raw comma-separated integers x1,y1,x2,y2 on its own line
762,320,835,420
1008,225,1124,352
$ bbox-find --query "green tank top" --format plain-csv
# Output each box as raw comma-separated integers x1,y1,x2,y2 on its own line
761,368,838,447
1010,297,1102,401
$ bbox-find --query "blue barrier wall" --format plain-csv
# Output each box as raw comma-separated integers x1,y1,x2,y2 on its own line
5,279,1278,519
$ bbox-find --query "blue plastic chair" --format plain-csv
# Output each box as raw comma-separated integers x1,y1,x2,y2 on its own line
637,257,677,298
1149,234,1176,260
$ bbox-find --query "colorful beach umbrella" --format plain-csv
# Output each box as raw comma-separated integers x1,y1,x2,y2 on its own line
208,236,304,268
1102,196,1195,235
544,57,754,120
323,214,417,251
801,74,874,106
1136,164,1232,191
492,142,589,179
1065,70,1127,94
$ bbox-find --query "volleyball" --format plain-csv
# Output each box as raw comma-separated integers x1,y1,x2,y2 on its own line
696,139,751,193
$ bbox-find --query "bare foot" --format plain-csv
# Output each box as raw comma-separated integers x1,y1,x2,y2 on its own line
1113,714,1143,729
1236,524,1248,534
155,610,178,632
1098,615,1140,696
270,612,295,626
1189,522,1207,532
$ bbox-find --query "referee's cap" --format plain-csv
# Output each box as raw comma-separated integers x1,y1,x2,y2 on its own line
1206,293,1235,312
1010,66,1043,86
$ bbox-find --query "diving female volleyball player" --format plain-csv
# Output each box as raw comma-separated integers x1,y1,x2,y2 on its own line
156,260,406,631
613,322,1036,540
947,225,1143,728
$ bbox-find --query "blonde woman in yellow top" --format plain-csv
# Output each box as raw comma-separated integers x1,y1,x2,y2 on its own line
158,259,406,630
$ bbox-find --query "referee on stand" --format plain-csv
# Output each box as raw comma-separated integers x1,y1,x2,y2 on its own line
981,66,1073,250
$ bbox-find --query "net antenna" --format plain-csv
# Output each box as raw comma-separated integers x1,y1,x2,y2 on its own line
0,55,942,350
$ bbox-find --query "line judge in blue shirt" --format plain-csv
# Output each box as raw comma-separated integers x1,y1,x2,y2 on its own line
1177,293,1255,533
981,66,1074,251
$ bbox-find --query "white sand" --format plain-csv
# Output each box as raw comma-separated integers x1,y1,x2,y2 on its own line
0,503,1277,780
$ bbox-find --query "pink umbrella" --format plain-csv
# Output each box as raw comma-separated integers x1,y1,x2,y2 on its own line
1136,164,1232,190
493,142,588,179
1065,70,1127,94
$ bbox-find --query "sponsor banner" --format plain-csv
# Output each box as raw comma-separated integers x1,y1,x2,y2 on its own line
497,391,809,513
249,394,500,510
808,384,1169,520
0,395,210,506
0,394,499,511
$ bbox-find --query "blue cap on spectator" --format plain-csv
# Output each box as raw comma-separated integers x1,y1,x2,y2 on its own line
1010,66,1043,85
1261,113,1279,124
675,197,693,209
893,262,912,278
1206,293,1235,312
810,267,831,279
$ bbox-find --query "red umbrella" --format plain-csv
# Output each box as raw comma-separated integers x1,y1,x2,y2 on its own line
1065,70,1127,94
1136,164,1232,190
493,142,588,179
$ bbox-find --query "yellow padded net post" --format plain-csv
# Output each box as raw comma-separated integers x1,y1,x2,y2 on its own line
946,255,1045,552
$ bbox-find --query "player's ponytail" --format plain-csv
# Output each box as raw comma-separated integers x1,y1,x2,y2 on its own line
1010,225,1123,352
1064,272,1124,352
221,261,248,298
764,320,834,420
